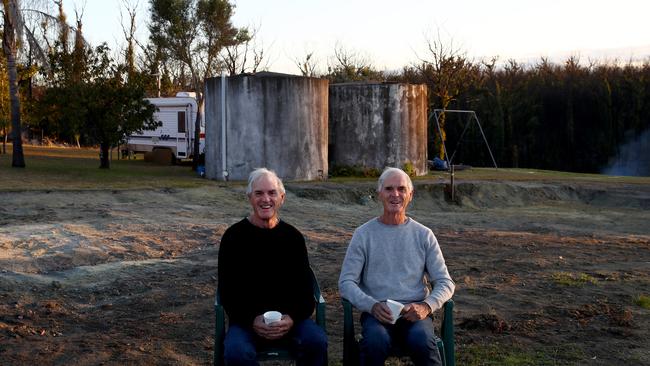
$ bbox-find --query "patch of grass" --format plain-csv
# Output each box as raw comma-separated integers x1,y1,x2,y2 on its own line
0,145,210,191
449,167,650,184
634,294,650,309
552,272,598,287
459,343,585,366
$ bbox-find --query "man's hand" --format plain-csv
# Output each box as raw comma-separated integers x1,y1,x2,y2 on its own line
401,302,431,322
252,314,294,340
371,302,395,324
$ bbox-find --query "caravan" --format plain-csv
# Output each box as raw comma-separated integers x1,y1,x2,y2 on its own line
126,92,205,161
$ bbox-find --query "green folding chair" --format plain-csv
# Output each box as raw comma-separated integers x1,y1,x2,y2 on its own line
342,298,455,366
214,267,327,366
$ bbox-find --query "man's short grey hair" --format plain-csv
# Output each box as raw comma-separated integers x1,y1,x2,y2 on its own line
246,168,285,196
377,167,413,193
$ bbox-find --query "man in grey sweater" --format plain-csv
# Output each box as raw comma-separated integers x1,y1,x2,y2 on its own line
339,167,455,366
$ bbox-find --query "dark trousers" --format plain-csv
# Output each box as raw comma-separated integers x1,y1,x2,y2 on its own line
360,312,442,366
223,318,327,366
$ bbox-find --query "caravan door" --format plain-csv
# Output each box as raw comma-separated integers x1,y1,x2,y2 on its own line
172,102,194,159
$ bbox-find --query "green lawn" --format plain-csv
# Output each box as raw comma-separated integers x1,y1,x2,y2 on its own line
0,144,210,191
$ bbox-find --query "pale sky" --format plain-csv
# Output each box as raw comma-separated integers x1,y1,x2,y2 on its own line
65,0,650,73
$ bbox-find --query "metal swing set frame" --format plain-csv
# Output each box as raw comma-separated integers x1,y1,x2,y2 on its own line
431,109,498,200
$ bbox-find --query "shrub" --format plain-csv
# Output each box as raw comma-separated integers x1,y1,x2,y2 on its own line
402,161,416,176
330,165,381,178
634,294,650,309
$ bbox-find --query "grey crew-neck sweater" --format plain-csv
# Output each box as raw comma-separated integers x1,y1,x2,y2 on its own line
338,217,455,313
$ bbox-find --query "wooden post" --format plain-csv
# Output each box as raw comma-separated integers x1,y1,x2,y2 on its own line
450,164,455,202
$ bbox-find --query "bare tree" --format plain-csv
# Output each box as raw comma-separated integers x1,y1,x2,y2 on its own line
417,31,479,159
72,5,86,84
327,42,382,83
0,52,8,154
293,50,318,77
2,0,85,158
333,43,368,69
53,0,67,52
120,0,138,78
221,24,269,76
2,0,26,166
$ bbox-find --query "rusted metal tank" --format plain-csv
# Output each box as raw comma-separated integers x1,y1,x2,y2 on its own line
329,82,428,175
204,72,328,181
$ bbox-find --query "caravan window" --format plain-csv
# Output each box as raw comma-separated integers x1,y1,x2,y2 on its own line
177,111,186,133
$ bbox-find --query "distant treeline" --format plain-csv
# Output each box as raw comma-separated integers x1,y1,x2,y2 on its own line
393,58,650,173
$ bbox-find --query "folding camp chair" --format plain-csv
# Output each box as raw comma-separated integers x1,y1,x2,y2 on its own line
214,267,327,365
342,298,455,366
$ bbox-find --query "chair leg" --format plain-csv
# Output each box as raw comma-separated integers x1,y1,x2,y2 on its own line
436,338,446,366
342,299,359,366
441,300,455,366
214,304,226,366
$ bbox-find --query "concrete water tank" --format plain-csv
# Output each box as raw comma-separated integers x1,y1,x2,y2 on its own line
204,72,328,181
329,82,428,175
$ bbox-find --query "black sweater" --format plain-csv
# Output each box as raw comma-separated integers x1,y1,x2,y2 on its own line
217,218,315,326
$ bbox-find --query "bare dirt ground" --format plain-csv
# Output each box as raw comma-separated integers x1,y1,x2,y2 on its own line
1,178,649,365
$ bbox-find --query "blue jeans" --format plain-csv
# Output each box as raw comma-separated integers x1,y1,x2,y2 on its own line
223,318,327,366
360,312,442,366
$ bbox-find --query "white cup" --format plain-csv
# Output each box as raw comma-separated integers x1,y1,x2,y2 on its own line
263,311,282,325
386,299,404,324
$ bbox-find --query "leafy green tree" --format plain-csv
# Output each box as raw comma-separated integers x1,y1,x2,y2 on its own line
37,44,157,168
148,0,246,169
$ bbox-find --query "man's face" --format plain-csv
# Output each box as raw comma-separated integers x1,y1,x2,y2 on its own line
378,172,413,215
248,174,285,223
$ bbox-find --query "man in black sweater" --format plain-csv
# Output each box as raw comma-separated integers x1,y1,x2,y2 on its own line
218,168,327,366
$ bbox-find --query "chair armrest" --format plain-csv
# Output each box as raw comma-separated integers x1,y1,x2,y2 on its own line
315,295,327,331
310,267,327,331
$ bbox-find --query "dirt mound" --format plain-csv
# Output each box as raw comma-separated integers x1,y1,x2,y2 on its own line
458,313,512,333
288,180,650,210
424,181,650,209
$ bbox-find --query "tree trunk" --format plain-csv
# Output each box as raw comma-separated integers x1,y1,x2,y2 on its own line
2,126,6,154
3,0,25,167
437,112,447,160
99,142,110,169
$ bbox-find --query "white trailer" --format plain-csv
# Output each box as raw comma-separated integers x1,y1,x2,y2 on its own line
126,92,205,161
